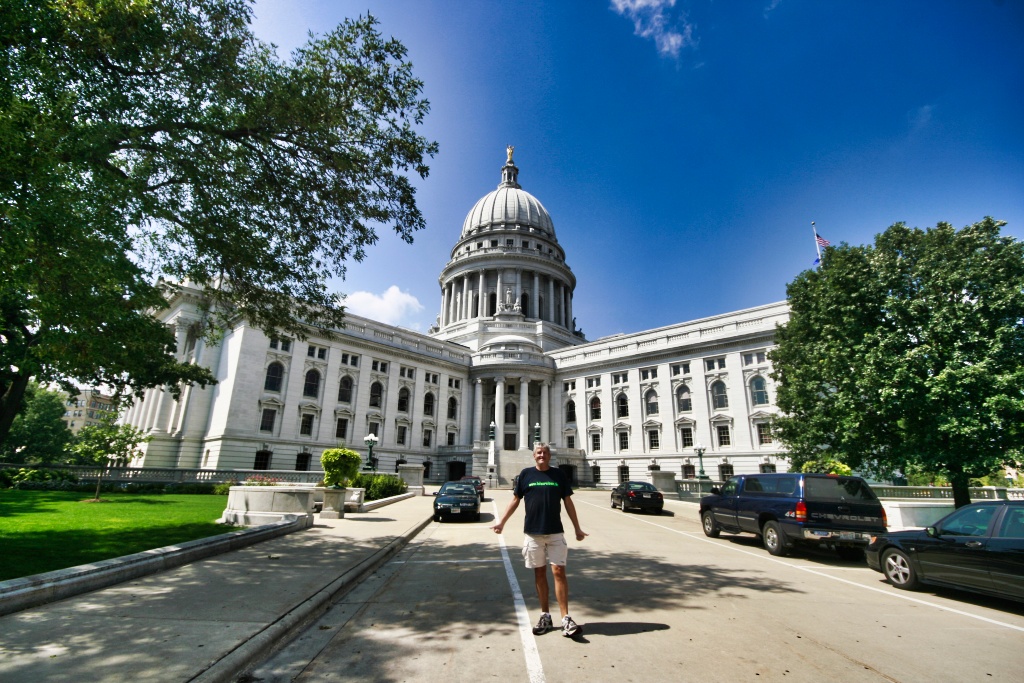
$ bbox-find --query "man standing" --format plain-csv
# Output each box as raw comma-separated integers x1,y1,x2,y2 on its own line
491,444,588,637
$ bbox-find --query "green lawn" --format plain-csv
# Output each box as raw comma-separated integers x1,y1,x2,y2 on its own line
0,490,232,581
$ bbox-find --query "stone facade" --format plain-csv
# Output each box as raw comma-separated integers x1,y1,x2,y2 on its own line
124,150,790,486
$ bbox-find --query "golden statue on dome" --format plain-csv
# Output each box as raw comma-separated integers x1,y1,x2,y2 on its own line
506,145,514,164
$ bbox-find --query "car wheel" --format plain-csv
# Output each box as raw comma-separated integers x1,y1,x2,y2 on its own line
610,497,617,509
474,512,481,522
882,548,920,590
654,507,663,515
762,521,788,556
433,513,441,522
621,499,629,513
702,512,721,538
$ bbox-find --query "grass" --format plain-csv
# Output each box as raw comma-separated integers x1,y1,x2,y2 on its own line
0,490,232,582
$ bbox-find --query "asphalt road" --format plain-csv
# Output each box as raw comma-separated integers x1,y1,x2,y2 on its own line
247,490,1024,683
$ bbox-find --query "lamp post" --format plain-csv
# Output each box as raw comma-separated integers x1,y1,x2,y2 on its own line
363,433,378,471
694,441,709,481
488,421,496,441
534,423,540,445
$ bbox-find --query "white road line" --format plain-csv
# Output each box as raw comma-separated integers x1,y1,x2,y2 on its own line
492,500,546,683
396,559,504,564
581,498,1024,633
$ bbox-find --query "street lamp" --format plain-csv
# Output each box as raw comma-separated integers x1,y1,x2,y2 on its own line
363,433,379,471
488,421,496,441
694,441,709,481
534,423,541,445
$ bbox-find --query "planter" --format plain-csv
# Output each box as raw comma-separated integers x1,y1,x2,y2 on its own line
321,487,346,519
221,486,316,527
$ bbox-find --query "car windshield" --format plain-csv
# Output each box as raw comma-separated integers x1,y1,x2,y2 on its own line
441,484,475,495
627,482,656,492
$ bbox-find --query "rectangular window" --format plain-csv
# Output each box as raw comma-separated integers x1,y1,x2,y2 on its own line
757,423,773,445
447,432,456,446
648,430,660,450
612,373,627,384
372,360,388,373
300,414,315,436
563,381,575,391
586,376,601,388
759,463,777,473
682,464,696,479
716,424,731,446
680,426,693,448
259,408,276,433
744,351,768,366
447,377,461,388
336,417,349,440
591,433,601,452
618,432,629,450
640,367,657,380
397,425,407,445
254,451,271,470
368,421,380,439
295,453,311,471
423,429,432,448
567,435,576,449
400,366,415,379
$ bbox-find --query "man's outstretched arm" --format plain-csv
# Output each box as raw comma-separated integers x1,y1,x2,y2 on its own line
563,496,588,541
491,495,521,534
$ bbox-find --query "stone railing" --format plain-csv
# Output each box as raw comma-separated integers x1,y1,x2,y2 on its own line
0,462,323,486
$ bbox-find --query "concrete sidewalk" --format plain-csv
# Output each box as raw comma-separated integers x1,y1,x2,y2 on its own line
0,494,435,683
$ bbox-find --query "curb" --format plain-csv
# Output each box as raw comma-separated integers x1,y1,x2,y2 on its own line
0,516,307,617
189,513,434,683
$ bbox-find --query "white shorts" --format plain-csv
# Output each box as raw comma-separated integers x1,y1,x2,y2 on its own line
522,533,568,568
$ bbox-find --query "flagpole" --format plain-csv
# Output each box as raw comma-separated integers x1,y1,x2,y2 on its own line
812,221,822,263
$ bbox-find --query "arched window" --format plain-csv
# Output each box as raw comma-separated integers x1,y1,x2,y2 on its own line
447,397,458,419
423,392,435,416
590,396,602,420
617,394,629,418
645,389,659,416
505,401,517,424
369,382,383,408
676,385,692,411
303,369,321,398
397,387,410,412
264,362,284,392
338,376,353,403
711,381,729,409
750,376,769,406
566,400,577,423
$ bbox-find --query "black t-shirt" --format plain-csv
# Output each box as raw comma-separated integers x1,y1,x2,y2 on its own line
513,466,573,535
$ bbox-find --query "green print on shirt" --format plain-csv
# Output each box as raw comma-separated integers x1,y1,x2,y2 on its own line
528,481,559,487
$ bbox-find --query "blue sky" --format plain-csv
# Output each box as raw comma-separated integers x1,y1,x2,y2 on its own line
250,0,1024,341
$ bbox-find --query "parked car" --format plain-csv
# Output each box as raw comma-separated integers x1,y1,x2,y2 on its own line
433,482,481,522
611,481,664,514
865,500,1024,602
460,475,486,500
700,473,887,559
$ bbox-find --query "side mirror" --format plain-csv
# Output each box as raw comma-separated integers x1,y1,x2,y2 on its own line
432,491,439,496
710,486,721,495
925,526,939,538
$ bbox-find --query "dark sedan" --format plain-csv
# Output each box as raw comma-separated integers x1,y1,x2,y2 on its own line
611,481,664,514
433,482,481,522
865,500,1024,602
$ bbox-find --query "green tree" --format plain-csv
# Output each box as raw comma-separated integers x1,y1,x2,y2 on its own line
0,382,73,464
70,413,151,500
771,218,1024,508
0,1,438,445
320,448,362,488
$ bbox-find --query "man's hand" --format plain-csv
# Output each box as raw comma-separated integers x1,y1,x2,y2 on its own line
575,529,588,542
491,522,505,534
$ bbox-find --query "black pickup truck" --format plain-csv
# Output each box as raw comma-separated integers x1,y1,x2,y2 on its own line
699,473,888,559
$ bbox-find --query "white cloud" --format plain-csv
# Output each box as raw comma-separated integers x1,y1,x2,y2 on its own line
610,0,697,58
344,286,425,328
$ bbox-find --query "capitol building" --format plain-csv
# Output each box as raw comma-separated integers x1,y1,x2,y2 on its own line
124,149,790,487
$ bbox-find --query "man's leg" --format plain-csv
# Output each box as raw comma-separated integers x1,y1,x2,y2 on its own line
534,566,550,613
552,564,569,619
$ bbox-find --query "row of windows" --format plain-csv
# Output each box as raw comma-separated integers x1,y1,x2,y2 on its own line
566,378,769,423
584,422,773,453
260,409,458,448
573,353,769,393
593,462,776,484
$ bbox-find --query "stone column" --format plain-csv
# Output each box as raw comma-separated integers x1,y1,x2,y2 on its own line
515,269,522,308
536,272,544,321
478,269,486,318
518,380,529,450
494,378,505,450
567,290,573,331
541,381,550,444
548,278,555,321
474,378,484,442
441,284,449,326
152,387,171,432
461,276,470,321
496,271,504,311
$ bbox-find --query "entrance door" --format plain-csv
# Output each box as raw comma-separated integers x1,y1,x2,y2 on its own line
504,433,518,451
558,464,577,487
446,460,466,481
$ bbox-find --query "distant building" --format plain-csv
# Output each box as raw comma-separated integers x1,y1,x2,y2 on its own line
61,389,117,435
123,150,789,484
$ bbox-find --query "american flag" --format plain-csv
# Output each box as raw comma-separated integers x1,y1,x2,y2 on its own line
815,233,831,248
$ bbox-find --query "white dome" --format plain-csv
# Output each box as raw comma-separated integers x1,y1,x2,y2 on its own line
460,161,555,238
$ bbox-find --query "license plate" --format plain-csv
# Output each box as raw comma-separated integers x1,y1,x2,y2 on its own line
451,508,461,514
643,493,651,498
840,531,855,540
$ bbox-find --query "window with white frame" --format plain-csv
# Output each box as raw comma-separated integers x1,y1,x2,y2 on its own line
397,387,410,412
679,425,694,447
340,352,359,367
612,372,628,384
586,376,601,388
400,366,415,379
618,431,629,450
369,382,383,408
591,432,601,452
372,360,388,373
672,362,690,376
338,376,353,403
750,376,770,406
757,423,773,445
269,338,291,352
567,435,576,449
648,429,660,450
447,377,460,389
447,397,458,419
590,396,601,420
716,424,731,446
299,414,315,436
423,392,435,416
743,351,767,366
566,400,577,423
307,344,327,360
259,408,276,433
616,394,629,418
396,425,407,445
676,385,692,411
711,381,729,409
422,429,432,448
336,417,349,440
645,389,659,416
303,369,321,398
640,367,657,380
705,357,726,371
264,362,284,392
563,381,576,391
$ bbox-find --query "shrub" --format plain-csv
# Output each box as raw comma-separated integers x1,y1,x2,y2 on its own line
350,473,407,501
243,474,283,486
321,448,361,488
213,482,236,495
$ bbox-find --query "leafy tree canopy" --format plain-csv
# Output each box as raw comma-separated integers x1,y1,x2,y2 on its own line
0,1,438,443
771,218,1024,507
0,382,72,464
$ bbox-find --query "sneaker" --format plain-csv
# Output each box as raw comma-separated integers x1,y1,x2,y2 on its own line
532,613,553,635
561,615,580,637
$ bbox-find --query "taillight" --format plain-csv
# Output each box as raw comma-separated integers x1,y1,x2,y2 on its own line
627,491,636,498
795,500,807,521
881,507,888,528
